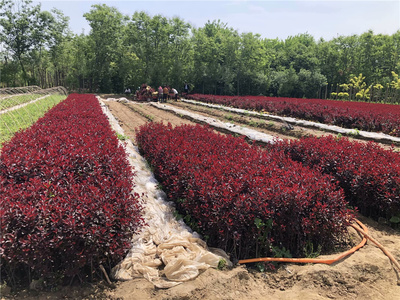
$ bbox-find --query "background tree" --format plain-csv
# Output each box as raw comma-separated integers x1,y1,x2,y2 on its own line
84,4,128,93
191,20,239,95
1,1,399,102
236,32,270,96
126,11,192,90
0,0,70,87
64,33,91,91
0,0,42,84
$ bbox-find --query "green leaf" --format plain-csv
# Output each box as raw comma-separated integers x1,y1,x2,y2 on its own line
389,216,400,224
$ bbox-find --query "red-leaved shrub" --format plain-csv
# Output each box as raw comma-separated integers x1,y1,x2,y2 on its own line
136,122,351,259
268,136,400,220
187,94,400,137
0,94,143,286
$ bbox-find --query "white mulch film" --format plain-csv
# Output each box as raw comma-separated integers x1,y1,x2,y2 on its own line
98,97,231,289
151,102,279,144
181,99,400,144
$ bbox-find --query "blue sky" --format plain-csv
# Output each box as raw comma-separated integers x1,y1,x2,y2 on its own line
32,0,400,40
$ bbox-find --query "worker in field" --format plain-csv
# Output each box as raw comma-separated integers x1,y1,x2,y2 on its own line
163,86,169,102
171,88,179,101
184,82,189,96
158,86,163,102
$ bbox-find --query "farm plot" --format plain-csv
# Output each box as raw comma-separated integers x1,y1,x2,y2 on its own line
103,98,400,226
187,94,400,138
159,100,399,151
103,100,195,142
170,100,310,140
135,122,352,258
1,94,143,291
2,96,400,300
98,97,400,300
0,87,67,146
0,94,43,110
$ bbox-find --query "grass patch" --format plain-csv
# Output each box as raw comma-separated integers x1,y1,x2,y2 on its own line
0,94,43,111
0,94,66,147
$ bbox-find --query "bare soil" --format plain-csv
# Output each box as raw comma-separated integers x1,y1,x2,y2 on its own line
168,100,400,151
3,98,400,300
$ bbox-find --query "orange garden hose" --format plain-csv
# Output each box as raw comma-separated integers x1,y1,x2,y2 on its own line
349,222,400,273
239,219,369,265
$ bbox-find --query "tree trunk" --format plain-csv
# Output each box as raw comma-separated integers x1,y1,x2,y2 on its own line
237,71,240,96
17,56,28,86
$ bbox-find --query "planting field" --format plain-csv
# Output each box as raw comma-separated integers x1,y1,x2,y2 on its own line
2,96,400,300
0,87,67,146
187,94,400,138
98,98,400,300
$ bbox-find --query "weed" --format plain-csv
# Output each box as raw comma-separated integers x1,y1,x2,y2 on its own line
348,128,360,136
145,114,154,121
248,120,259,127
116,133,128,140
390,215,400,229
217,259,226,270
173,210,183,221
224,114,234,121
271,246,292,258
256,262,265,272
303,241,322,258
254,218,272,258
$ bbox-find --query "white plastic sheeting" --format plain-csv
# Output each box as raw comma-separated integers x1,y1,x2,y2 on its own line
98,97,231,288
181,99,400,145
151,102,279,144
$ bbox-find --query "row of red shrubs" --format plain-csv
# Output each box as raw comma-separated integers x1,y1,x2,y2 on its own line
136,122,352,259
0,94,143,286
267,136,400,221
187,94,400,137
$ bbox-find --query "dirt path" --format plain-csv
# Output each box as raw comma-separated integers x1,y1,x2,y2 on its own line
169,100,310,140
104,100,195,143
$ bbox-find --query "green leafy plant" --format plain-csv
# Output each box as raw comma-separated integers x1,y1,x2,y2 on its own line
348,128,360,136
217,259,226,270
390,215,400,229
116,133,128,140
338,92,349,100
271,246,292,258
303,241,322,258
254,218,273,258
256,262,266,272
224,114,234,121
248,120,259,127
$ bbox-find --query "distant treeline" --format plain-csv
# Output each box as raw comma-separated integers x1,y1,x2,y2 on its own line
1,0,399,101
